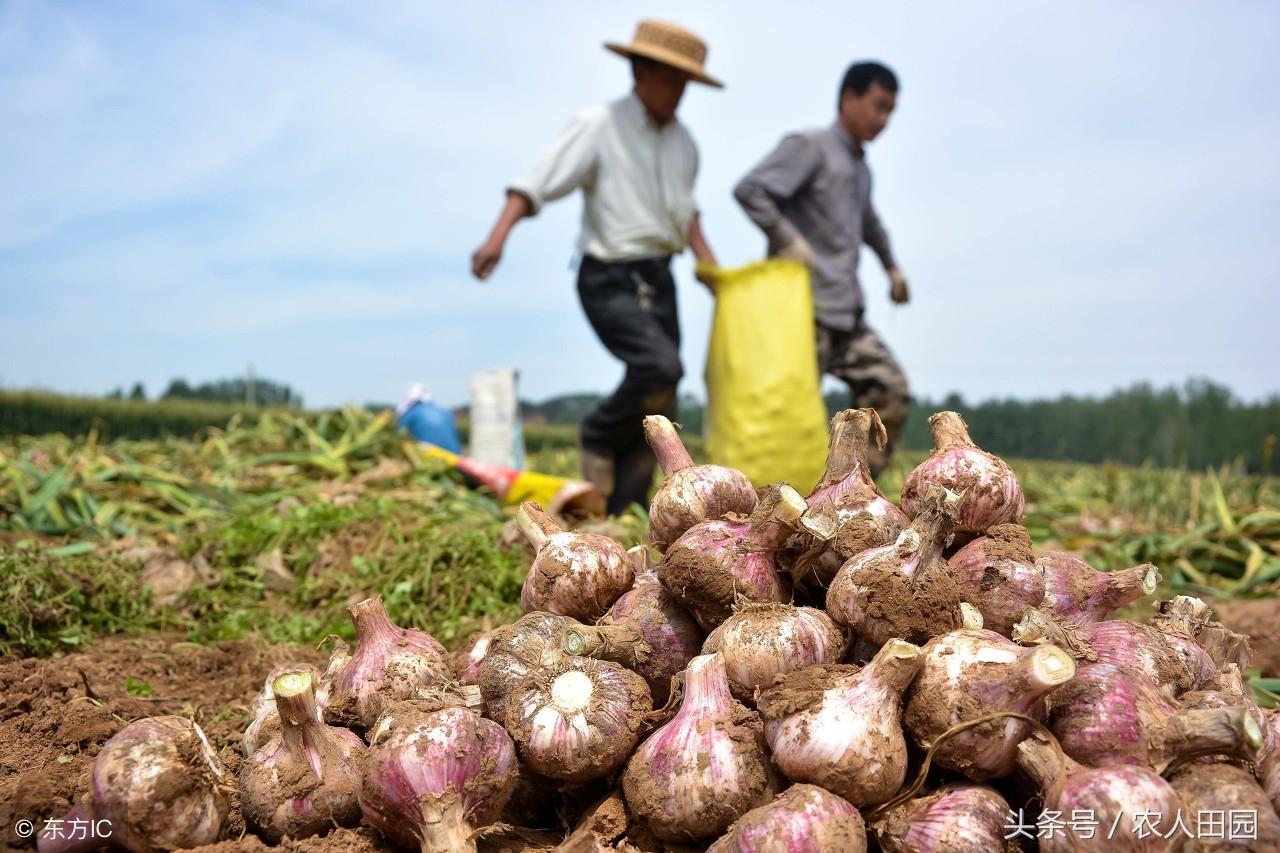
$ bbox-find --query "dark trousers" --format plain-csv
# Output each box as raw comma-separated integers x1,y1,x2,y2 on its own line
577,255,683,515
816,316,911,477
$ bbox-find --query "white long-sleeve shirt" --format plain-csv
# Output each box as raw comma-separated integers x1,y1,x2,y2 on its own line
508,92,699,262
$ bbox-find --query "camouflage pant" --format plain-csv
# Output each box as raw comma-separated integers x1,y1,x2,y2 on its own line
816,320,910,476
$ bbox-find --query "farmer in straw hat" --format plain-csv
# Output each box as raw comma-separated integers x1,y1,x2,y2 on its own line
472,20,722,516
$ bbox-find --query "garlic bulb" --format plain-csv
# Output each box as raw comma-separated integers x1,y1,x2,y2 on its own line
873,784,1019,853
758,639,922,807
1017,731,1185,853
703,603,847,702
323,595,449,731
708,784,866,853
39,716,227,853
478,610,649,724
518,502,634,622
658,485,804,630
947,524,1044,636
601,550,703,705
622,653,776,841
1037,551,1160,624
504,653,651,783
240,670,365,841
645,415,757,552
827,486,973,646
788,408,908,588
904,629,1075,781
901,411,1024,533
362,700,518,853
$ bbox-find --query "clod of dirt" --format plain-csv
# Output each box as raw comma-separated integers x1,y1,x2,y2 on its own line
140,557,201,607
1210,598,1280,677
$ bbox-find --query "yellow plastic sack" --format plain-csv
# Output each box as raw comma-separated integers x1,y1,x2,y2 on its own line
702,258,829,493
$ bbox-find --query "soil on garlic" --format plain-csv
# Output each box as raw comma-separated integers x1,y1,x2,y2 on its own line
660,520,786,625
971,524,1034,564
622,701,773,841
828,513,887,559
847,560,968,645
756,663,858,719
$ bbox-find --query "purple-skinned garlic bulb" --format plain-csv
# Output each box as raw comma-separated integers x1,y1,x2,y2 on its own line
517,502,633,622
361,699,518,853
788,408,908,588
1017,731,1186,853
645,415,757,552
872,784,1020,853
904,629,1075,781
947,524,1044,636
38,716,227,853
757,639,922,807
322,595,449,731
504,653,651,783
826,485,978,646
1013,606,1216,697
621,652,776,841
477,610,649,724
901,411,1024,533
240,669,365,841
658,485,803,631
703,603,847,702
1045,663,1262,772
600,546,703,705
1037,551,1160,624
707,784,866,853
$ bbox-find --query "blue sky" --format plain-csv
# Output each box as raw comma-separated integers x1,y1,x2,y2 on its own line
2,1,1277,408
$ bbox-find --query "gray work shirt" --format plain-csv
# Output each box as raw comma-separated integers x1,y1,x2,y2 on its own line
734,123,895,331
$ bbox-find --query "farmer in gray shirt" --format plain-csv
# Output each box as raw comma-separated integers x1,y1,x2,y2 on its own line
735,62,910,475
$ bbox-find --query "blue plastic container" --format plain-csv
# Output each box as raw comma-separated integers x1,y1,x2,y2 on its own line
398,400,462,453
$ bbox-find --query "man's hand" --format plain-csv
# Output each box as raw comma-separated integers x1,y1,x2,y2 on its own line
695,261,717,293
888,266,910,304
686,214,717,293
471,237,504,281
777,234,816,267
472,193,532,282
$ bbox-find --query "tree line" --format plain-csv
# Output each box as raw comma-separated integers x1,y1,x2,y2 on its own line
871,378,1276,473
525,379,1278,474
107,377,303,408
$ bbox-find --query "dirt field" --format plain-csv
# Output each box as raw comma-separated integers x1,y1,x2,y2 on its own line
1213,597,1280,677
0,633,602,852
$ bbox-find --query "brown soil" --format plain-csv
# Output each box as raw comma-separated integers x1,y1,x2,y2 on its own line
755,664,858,720
1209,598,1280,677
831,513,895,562
972,524,1034,564
0,632,371,851
846,558,968,646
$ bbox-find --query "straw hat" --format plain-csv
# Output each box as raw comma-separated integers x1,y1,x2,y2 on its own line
604,20,723,88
